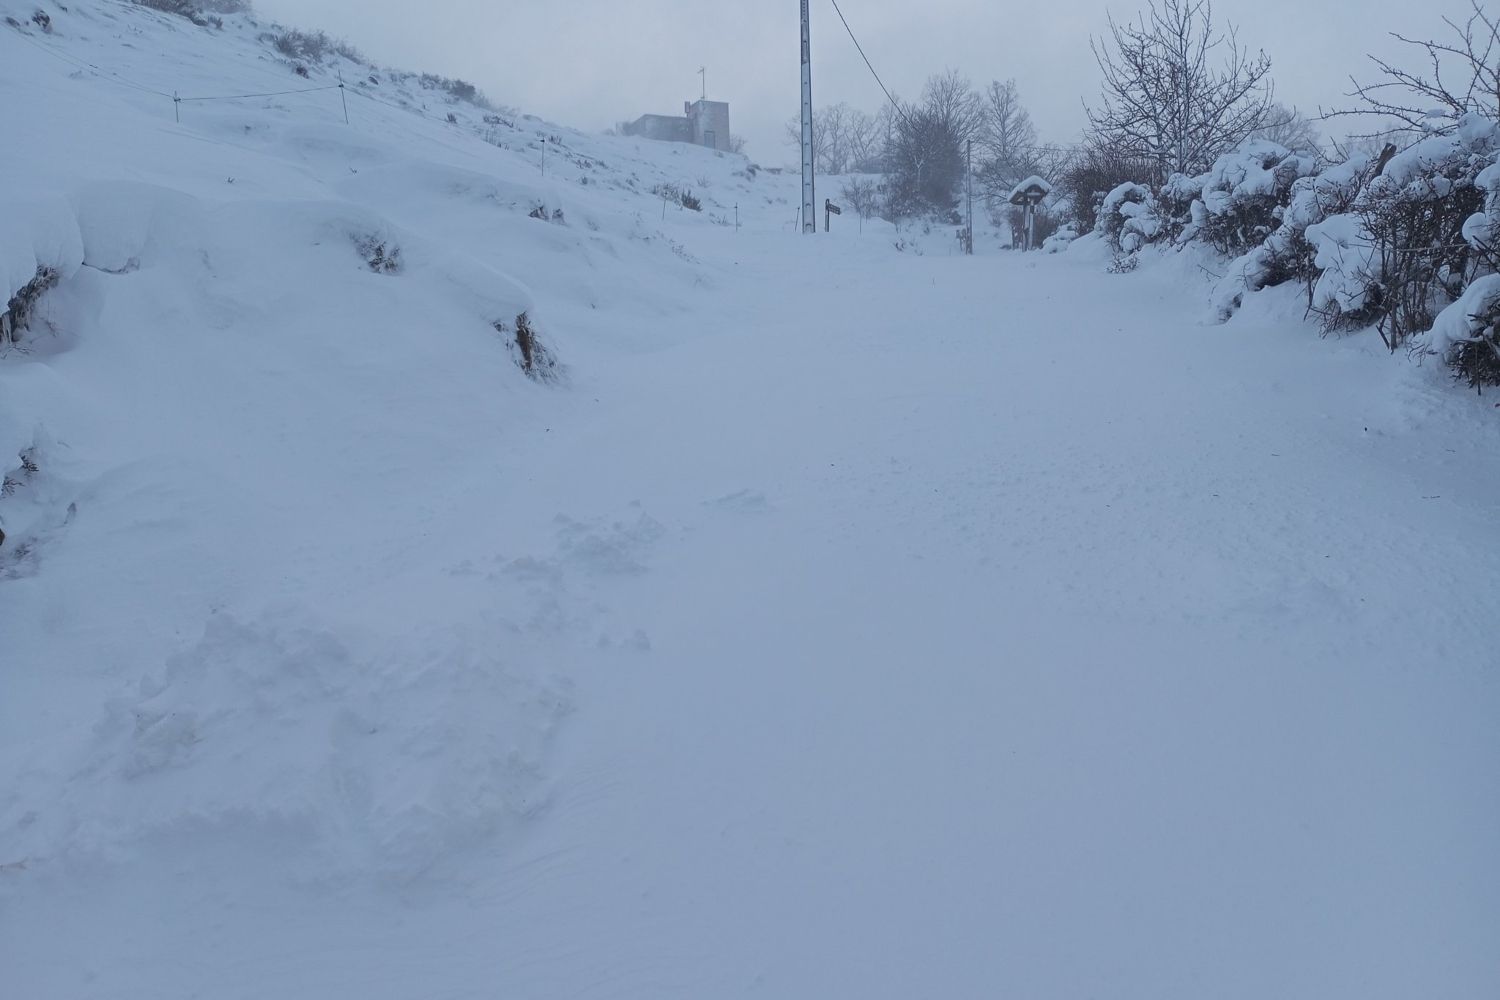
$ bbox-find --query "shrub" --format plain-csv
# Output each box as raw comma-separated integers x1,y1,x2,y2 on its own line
1424,275,1500,388
1096,182,1160,253
1165,142,1319,255
496,312,560,383
1043,223,1080,253
416,73,494,110
1208,150,1374,320
1306,115,1499,350
353,235,402,274
651,184,702,212
1,267,60,346
131,0,247,26
1058,149,1161,232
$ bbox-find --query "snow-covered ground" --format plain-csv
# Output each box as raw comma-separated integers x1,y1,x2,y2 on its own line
3,4,1498,999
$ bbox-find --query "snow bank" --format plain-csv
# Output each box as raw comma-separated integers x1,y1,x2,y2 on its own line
1421,272,1500,359
1,195,83,303
2,611,571,882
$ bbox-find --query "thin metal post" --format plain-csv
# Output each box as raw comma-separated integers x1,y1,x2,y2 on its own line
173,91,180,123
799,0,816,234
965,139,973,255
338,70,349,125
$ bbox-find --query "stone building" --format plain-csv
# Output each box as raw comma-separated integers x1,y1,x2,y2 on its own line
623,99,731,153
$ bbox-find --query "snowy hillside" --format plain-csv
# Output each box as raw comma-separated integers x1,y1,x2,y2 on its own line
3,4,1498,1000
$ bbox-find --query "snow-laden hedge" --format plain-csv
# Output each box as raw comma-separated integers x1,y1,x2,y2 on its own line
1211,154,1374,320
1,198,84,345
1096,182,1159,253
1088,113,1500,386
1305,114,1499,351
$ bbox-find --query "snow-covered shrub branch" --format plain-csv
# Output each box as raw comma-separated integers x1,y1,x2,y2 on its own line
1078,111,1500,386
1,268,60,346
496,313,560,384
1306,115,1499,351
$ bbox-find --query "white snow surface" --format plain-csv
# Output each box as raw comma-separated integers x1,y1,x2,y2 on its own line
3,5,1499,1000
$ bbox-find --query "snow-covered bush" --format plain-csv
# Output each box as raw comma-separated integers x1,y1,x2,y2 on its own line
264,29,361,66
1417,147,1500,385
1057,151,1161,233
1212,153,1375,320
1306,114,1499,350
1421,274,1500,388
1,268,60,346
133,0,247,27
1463,158,1500,273
416,73,494,110
1043,223,1080,253
353,234,402,274
1096,182,1161,254
651,184,701,212
496,312,560,383
2,197,84,347
1167,142,1318,254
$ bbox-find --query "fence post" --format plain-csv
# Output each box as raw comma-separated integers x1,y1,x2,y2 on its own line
337,70,349,125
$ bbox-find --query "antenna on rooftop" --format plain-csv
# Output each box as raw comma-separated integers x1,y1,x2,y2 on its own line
699,66,707,100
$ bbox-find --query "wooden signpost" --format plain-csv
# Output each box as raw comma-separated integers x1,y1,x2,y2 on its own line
1008,176,1053,252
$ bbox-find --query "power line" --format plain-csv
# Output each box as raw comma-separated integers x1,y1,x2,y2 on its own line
822,2,1093,159
826,0,911,127
9,26,174,98
177,85,340,102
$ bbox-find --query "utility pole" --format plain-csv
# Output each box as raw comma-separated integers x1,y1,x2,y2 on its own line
965,139,973,255
799,0,816,234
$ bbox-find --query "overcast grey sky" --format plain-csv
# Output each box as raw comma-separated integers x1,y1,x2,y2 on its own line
254,0,1474,163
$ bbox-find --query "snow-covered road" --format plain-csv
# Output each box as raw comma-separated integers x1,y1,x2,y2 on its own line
457,236,1500,999
2,6,1497,994
8,225,1498,1000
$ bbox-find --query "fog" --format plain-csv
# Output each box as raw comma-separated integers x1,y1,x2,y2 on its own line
253,0,1478,163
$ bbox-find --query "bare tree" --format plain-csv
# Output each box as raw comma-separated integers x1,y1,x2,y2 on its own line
1252,103,1322,153
1086,0,1274,180
920,69,984,144
843,109,882,173
1322,0,1500,136
841,177,880,231
784,103,879,175
975,79,1039,186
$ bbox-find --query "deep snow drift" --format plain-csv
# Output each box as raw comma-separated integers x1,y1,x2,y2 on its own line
2,4,1498,1000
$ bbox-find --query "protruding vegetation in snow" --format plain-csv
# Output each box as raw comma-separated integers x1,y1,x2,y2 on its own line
1,266,60,346
497,312,561,383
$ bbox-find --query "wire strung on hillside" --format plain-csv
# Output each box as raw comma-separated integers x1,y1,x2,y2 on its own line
10,25,174,98
345,84,469,128
177,85,340,103
826,0,911,128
